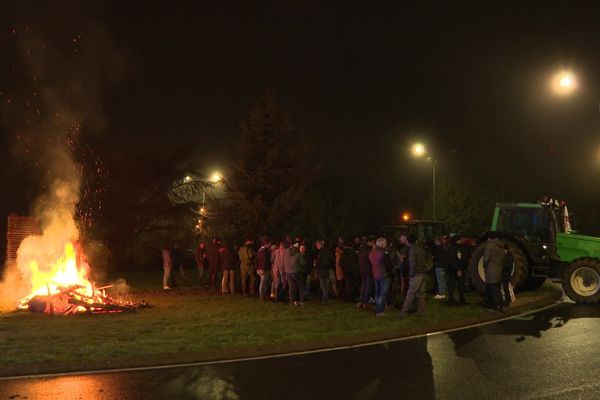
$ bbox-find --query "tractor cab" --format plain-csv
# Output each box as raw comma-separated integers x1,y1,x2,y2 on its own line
382,220,446,243
491,202,559,266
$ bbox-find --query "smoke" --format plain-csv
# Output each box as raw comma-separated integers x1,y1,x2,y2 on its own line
0,5,126,308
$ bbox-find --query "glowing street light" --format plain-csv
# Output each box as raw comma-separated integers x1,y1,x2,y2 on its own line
412,142,426,157
410,142,437,220
402,213,411,222
551,70,577,96
209,171,223,183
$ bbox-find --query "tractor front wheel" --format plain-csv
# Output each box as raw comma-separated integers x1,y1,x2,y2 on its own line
562,258,600,304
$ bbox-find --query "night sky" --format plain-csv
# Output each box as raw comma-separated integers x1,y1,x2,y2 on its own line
2,1,600,236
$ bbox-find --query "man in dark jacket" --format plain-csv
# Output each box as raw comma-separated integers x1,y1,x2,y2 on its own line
340,241,359,302
399,234,428,318
357,236,374,309
315,240,333,304
206,238,221,289
446,234,466,305
284,240,305,306
483,233,505,311
255,238,271,301
433,237,448,299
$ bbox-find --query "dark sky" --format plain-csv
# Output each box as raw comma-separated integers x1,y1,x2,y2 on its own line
3,1,600,229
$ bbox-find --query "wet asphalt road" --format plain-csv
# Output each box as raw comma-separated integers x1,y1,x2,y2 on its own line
1,301,599,400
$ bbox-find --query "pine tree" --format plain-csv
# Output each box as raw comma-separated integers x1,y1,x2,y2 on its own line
212,94,316,239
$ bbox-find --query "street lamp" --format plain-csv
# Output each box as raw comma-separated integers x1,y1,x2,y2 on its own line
551,70,577,96
411,142,437,220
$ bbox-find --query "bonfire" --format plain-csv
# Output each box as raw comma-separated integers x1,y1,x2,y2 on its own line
16,241,139,315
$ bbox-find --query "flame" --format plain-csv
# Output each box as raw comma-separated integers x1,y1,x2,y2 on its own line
24,242,91,297
17,241,112,313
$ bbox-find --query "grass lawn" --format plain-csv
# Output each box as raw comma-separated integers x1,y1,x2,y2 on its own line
0,269,562,377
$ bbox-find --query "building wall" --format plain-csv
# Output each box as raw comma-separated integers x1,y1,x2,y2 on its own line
4,214,41,268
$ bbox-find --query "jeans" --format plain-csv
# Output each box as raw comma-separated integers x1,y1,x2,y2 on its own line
434,268,445,295
400,274,427,316
319,277,329,303
287,272,304,303
374,277,391,314
258,270,271,300
303,272,311,298
359,275,373,305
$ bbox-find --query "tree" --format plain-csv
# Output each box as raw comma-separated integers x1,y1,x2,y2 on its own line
422,177,501,237
211,94,317,240
296,177,369,240
92,141,208,269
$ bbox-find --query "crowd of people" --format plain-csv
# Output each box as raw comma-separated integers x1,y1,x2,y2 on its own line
160,232,515,317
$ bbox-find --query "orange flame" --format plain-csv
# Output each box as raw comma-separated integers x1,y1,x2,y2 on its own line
17,241,101,312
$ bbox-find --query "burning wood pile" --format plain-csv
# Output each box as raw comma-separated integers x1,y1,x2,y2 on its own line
15,240,143,315
21,283,137,315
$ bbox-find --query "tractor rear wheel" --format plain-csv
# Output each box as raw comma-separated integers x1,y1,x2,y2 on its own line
468,241,528,294
562,258,600,304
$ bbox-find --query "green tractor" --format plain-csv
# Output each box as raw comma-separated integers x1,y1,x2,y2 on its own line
468,199,600,304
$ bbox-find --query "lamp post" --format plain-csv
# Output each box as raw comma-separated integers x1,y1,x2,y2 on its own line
411,143,437,220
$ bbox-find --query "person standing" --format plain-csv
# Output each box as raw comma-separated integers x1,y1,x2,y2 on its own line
239,239,256,296
340,241,359,302
300,242,314,299
369,237,391,316
255,238,272,301
207,238,221,289
399,234,428,318
482,233,505,312
284,240,305,306
270,240,287,302
398,234,410,301
315,240,333,304
219,241,236,294
162,244,173,289
194,242,207,286
171,243,185,285
433,237,448,299
501,244,514,308
334,239,345,300
446,234,466,305
357,236,373,309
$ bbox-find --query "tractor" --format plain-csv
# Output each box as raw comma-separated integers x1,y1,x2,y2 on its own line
468,199,600,304
382,220,446,242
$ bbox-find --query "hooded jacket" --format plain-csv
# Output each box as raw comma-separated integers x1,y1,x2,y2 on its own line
482,239,504,284
408,242,427,276
284,246,305,274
